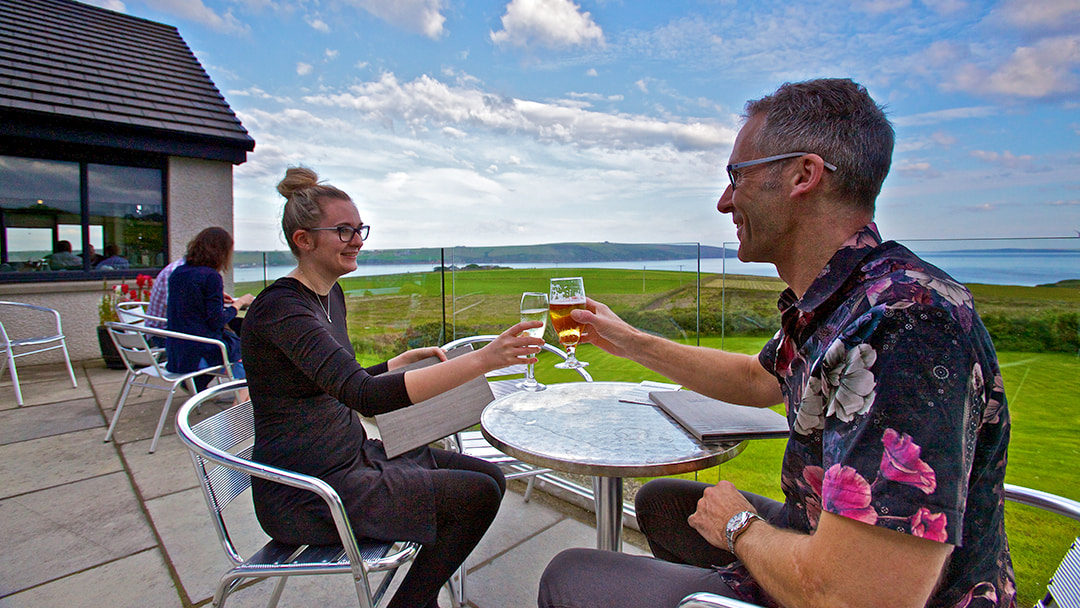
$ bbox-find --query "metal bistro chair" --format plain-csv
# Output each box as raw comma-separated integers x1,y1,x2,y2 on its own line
176,380,429,608
0,301,78,406
103,322,235,453
116,300,166,326
440,335,593,502
677,484,1080,608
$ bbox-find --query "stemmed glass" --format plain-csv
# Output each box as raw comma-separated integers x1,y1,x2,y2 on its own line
517,292,549,391
548,277,589,369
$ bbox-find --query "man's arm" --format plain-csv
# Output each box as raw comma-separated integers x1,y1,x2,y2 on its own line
571,298,782,407
689,482,952,608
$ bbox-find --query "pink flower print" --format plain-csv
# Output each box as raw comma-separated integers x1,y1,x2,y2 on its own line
880,428,937,494
952,582,998,608
910,508,948,542
801,466,825,528
820,340,877,422
822,464,878,525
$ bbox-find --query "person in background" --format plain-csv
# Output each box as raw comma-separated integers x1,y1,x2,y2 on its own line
166,227,253,401
47,240,82,270
241,166,543,608
95,243,129,269
146,256,184,330
538,78,1013,608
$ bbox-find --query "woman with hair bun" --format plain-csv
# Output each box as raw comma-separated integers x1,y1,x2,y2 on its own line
241,166,543,608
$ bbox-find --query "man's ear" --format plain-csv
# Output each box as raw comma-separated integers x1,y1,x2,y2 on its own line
790,154,827,197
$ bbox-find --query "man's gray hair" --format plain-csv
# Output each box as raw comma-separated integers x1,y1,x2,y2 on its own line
744,78,894,212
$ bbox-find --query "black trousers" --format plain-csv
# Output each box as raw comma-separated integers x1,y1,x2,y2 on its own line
537,478,785,608
387,448,505,608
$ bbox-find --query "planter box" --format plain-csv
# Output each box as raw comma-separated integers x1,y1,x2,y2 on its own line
96,325,126,370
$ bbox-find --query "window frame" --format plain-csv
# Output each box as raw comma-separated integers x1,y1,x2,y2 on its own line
0,143,169,284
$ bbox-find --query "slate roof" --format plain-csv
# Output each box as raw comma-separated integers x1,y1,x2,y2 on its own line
0,0,254,163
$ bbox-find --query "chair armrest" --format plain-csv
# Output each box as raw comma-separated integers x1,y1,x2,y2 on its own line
115,323,234,369
677,592,765,608
1005,483,1080,523
0,300,64,332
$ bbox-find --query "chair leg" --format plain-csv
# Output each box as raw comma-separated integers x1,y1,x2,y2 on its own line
4,353,22,406
103,376,136,442
60,340,77,388
148,389,176,453
524,473,537,502
449,564,467,608
264,575,289,608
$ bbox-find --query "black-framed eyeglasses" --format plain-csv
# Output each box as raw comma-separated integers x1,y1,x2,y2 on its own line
309,224,370,242
726,152,837,190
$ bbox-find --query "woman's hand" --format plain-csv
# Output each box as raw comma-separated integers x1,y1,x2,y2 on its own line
477,321,546,371
388,346,448,371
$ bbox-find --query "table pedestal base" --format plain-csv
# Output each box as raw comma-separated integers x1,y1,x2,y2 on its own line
593,476,623,552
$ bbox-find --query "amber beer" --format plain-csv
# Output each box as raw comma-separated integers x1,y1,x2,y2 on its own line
549,298,586,347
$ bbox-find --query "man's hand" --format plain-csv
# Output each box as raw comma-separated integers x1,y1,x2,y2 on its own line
688,481,756,550
569,298,640,358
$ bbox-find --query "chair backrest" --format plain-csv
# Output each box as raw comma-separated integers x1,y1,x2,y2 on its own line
106,322,163,371
0,300,63,343
116,301,152,325
176,381,361,566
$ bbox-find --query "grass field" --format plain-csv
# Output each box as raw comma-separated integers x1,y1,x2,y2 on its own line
236,267,1080,605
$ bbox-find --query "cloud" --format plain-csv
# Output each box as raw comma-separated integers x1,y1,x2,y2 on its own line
1046,199,1080,206
970,150,1035,169
949,36,1080,99
853,0,911,14
921,0,968,14
894,160,942,179
296,62,313,76
301,72,735,152
585,68,598,77
346,0,447,39
892,106,999,127
325,49,339,60
991,0,1080,35
129,0,248,33
966,203,997,212
307,17,330,33
490,0,604,49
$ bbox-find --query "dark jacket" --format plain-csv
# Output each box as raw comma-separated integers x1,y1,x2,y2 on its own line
166,264,237,374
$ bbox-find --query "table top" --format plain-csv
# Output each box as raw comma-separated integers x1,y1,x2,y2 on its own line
480,381,746,478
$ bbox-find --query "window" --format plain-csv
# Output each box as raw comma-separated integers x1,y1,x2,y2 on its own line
0,155,166,279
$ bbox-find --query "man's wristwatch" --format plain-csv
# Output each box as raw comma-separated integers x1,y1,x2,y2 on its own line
725,510,763,555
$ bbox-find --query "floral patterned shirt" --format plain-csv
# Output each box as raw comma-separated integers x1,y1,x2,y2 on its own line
719,223,1015,608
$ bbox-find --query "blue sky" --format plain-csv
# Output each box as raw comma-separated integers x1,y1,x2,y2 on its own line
88,0,1079,251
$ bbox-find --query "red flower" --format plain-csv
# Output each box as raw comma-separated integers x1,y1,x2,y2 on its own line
822,464,878,525
880,428,937,494
910,508,948,542
120,284,130,294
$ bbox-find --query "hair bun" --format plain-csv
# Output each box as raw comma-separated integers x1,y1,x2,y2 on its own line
276,166,320,199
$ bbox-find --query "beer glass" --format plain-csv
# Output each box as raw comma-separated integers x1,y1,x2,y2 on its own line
548,277,589,369
518,292,549,391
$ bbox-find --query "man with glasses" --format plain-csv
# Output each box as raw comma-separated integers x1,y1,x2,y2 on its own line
538,79,1013,608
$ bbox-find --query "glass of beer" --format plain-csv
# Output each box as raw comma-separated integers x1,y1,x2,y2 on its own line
518,292,549,391
548,277,589,369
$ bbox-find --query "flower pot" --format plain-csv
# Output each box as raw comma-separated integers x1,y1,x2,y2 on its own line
97,325,126,370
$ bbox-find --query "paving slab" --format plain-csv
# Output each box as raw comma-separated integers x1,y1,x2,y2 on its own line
0,397,104,445
0,471,156,595
0,549,182,608
0,370,90,409
467,489,567,570
0,427,122,499
121,433,202,500
145,486,271,604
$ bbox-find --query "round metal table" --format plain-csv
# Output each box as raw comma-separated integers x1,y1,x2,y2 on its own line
480,381,745,551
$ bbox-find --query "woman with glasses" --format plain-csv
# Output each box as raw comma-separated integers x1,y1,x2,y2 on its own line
240,166,543,608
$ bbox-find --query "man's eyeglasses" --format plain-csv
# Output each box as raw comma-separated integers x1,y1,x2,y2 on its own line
726,152,837,190
310,224,370,242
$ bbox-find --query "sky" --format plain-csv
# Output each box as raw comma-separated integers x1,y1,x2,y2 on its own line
86,0,1080,252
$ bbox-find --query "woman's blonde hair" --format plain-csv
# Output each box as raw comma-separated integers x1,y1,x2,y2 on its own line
277,166,353,256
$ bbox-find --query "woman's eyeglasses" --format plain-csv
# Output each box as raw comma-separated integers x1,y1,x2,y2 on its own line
309,224,370,242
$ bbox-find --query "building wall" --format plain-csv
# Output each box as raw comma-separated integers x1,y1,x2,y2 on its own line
0,157,236,365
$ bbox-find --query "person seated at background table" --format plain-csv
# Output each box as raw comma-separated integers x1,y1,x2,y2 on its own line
47,240,82,270
166,227,254,401
240,166,543,608
94,243,130,269
538,78,1013,608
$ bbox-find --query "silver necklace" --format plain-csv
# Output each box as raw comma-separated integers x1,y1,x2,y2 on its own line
296,268,332,323
316,292,332,323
